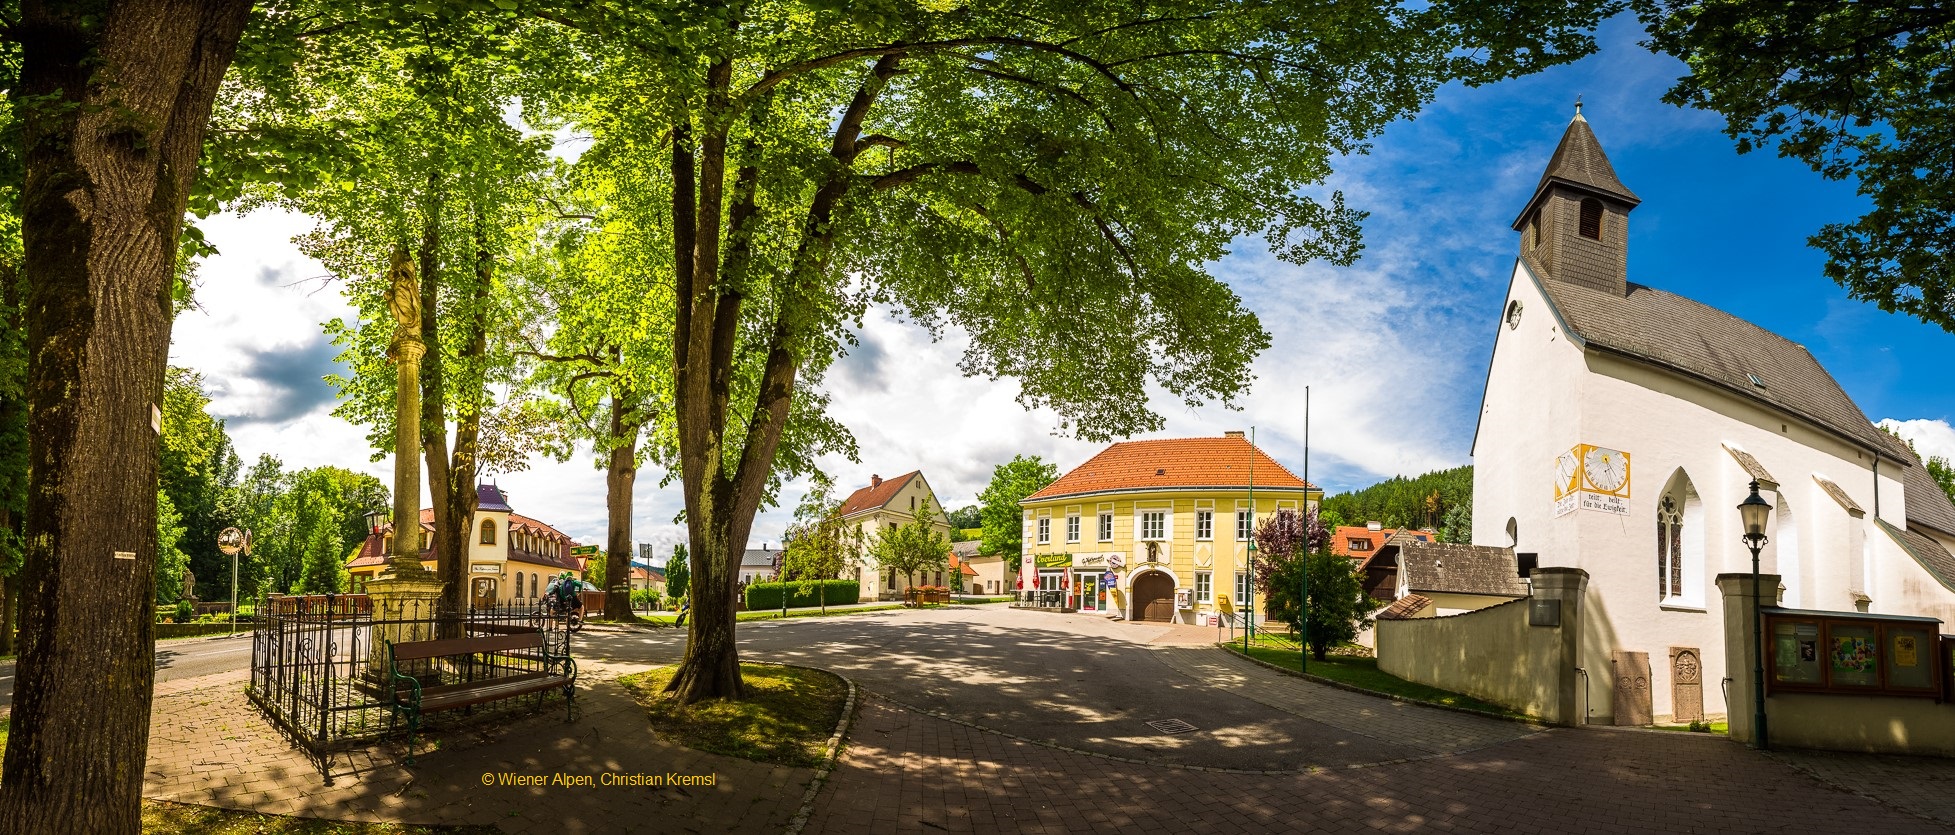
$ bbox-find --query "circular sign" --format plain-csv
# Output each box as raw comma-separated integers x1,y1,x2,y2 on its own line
217,527,244,556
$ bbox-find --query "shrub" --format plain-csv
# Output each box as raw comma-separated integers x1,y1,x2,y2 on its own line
743,579,859,609
173,600,193,624
630,587,661,610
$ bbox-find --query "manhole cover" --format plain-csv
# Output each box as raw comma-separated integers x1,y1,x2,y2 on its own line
1146,719,1197,734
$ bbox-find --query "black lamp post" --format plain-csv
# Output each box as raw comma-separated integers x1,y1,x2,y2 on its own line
1737,479,1773,750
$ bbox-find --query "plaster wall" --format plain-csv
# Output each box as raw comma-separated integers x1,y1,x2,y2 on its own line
1377,567,1586,724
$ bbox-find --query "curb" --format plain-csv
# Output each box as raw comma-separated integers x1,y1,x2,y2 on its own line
1223,645,1547,728
784,670,859,835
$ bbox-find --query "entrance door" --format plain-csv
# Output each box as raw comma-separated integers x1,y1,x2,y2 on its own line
1131,572,1174,622
1078,574,1099,611
471,577,497,610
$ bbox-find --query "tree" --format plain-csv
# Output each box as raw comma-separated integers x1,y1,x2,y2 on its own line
1320,466,1472,531
1639,1,1955,333
665,544,691,600
870,506,952,597
159,367,242,599
4,1,254,829
1929,457,1955,505
1254,507,1375,661
780,476,853,612
155,492,191,604
550,0,1611,704
1438,503,1473,545
945,504,982,538
979,456,1059,573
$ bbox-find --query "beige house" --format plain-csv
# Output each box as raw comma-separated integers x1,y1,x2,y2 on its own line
838,471,953,601
952,540,1008,596
348,483,579,609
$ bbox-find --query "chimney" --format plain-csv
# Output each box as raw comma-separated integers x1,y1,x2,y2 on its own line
870,474,882,487
1224,430,1246,439
1367,521,1383,531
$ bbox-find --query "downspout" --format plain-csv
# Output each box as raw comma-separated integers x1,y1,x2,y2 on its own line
1873,456,1880,520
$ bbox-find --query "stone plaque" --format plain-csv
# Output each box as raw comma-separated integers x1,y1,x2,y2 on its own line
1612,650,1653,726
1669,647,1704,724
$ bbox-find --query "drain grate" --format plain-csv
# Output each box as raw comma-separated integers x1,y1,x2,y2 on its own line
1146,718,1198,735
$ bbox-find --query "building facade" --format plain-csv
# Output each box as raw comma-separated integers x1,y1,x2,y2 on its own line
1472,110,1955,724
836,471,953,601
1017,432,1320,624
348,483,581,608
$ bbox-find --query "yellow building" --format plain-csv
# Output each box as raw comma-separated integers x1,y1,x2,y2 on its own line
1017,432,1320,623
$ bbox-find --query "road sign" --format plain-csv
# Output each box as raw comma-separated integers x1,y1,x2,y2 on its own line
571,545,598,557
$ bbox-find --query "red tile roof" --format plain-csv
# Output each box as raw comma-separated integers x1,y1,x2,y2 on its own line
348,507,577,571
1332,526,1436,558
1023,436,1315,503
838,471,921,517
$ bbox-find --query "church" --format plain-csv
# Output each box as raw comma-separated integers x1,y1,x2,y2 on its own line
1470,108,1955,724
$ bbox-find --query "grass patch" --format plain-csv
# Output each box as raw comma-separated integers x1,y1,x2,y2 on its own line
1653,720,1728,734
1228,644,1532,720
143,801,497,834
619,663,845,768
951,596,1013,604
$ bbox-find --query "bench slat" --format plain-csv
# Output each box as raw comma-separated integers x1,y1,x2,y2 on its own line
391,633,544,661
416,675,570,712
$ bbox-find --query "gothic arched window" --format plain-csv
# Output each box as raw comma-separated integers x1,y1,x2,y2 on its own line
1579,198,1602,240
1657,496,1683,599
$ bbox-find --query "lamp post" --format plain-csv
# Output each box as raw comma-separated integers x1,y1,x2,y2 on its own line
1301,385,1310,674
1243,427,1256,657
1737,479,1773,750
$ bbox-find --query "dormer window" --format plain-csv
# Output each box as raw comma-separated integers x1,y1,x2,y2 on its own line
1579,198,1602,239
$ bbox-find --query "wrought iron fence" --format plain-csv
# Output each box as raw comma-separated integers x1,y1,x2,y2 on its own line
246,593,574,783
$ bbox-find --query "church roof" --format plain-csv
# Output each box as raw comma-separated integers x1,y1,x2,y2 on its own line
1512,112,1639,229
1878,519,1955,594
1902,454,1955,537
1522,259,1915,464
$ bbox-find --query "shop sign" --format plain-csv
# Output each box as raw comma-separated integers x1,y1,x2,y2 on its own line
470,564,499,574
1071,553,1113,567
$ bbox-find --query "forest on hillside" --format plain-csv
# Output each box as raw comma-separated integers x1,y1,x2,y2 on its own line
1319,465,1472,542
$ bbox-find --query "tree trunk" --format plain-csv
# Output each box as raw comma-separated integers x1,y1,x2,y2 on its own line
413,197,467,636
0,573,13,657
604,390,639,622
1,2,251,831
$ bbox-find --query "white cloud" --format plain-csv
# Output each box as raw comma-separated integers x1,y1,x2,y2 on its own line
1878,418,1955,464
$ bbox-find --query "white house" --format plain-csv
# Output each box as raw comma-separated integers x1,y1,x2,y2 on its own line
1471,108,1955,724
836,471,953,601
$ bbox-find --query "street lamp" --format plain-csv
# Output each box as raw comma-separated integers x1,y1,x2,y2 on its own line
1737,479,1773,750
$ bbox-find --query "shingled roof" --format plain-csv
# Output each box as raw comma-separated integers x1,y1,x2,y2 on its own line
1878,520,1955,594
1375,593,1432,621
1903,456,1955,537
838,471,921,518
1522,261,1915,463
1397,541,1528,598
1024,435,1315,503
1511,112,1639,230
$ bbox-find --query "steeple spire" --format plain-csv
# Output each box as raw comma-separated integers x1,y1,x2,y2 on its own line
1512,106,1640,296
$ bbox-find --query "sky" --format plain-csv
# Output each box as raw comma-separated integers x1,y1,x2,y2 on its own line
167,15,1955,564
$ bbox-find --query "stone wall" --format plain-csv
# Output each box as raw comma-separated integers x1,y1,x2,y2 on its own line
1376,567,1588,724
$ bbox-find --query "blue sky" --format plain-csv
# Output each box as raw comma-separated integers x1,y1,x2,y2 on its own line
170,14,1955,556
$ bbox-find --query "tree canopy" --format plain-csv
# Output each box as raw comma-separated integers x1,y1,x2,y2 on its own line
1640,0,1955,333
978,455,1059,569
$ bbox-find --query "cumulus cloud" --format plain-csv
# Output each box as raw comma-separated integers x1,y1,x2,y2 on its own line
1878,418,1955,464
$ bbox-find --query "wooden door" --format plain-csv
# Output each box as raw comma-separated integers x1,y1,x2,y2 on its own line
1131,572,1174,622
471,577,497,610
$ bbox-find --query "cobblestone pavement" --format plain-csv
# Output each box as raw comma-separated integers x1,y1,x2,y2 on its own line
142,663,808,834
806,694,1947,835
138,606,1955,833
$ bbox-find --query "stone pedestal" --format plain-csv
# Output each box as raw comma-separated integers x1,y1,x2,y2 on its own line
365,571,448,682
1718,572,1781,746
1529,566,1589,725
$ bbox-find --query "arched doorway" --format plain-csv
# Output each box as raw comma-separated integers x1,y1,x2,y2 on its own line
471,577,498,610
1131,571,1174,623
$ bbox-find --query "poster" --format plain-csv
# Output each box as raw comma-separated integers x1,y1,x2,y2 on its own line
1775,637,1798,667
1831,633,1879,686
1896,635,1919,668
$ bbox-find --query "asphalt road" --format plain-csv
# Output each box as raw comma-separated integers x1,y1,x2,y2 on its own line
0,631,257,707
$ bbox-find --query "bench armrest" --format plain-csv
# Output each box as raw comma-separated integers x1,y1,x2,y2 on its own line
542,643,577,682
387,641,423,707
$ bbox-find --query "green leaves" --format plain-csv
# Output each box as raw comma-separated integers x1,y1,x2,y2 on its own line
977,455,1057,567
1641,0,1955,333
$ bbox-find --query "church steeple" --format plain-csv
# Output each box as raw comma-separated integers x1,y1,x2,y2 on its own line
1513,105,1639,296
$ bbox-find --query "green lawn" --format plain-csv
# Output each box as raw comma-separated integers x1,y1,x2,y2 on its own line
1227,643,1534,720
619,663,847,768
1653,720,1728,734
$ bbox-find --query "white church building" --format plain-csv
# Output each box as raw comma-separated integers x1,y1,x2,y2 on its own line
1471,109,1955,724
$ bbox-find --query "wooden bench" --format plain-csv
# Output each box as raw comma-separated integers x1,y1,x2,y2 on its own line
386,632,576,765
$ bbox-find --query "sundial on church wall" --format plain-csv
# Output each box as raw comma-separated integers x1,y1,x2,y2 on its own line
1554,444,1632,517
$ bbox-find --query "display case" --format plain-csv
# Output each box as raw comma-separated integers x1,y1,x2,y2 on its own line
1764,608,1943,699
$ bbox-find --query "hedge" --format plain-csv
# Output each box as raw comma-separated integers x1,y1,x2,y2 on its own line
156,622,242,639
743,579,859,610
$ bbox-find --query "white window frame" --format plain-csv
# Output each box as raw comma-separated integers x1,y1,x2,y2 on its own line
1194,571,1212,603
1097,512,1114,542
1140,511,1166,541
1235,571,1250,606
1066,515,1081,543
1195,510,1213,541
1037,517,1050,545
1236,509,1254,541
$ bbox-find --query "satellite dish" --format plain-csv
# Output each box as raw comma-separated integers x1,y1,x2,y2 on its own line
217,527,244,556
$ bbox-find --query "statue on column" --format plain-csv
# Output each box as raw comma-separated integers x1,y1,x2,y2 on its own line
181,568,196,602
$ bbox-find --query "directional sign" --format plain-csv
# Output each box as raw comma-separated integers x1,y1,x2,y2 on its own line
570,545,598,557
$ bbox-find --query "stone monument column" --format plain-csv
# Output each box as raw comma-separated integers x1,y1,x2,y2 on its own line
367,247,446,678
